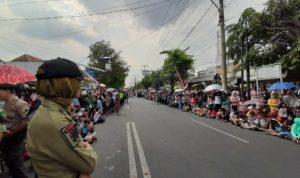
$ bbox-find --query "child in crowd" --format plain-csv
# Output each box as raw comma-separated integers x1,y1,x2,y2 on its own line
277,102,288,126
192,104,200,114
93,108,105,124
229,111,243,126
266,117,288,136
80,120,97,144
223,108,230,122
182,103,190,112
207,108,216,119
246,104,259,117
198,107,208,117
241,111,260,130
216,109,224,121
273,110,298,141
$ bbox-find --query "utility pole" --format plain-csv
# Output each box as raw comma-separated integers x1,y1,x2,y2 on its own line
240,34,244,98
216,30,220,69
134,75,137,87
245,18,251,100
211,0,227,91
141,64,148,77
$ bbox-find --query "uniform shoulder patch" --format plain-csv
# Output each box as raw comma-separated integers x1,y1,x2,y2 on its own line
60,121,80,148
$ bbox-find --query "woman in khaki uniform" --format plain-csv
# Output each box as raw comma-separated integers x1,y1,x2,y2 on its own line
27,58,97,178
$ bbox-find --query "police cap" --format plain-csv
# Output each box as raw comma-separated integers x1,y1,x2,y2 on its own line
36,57,82,80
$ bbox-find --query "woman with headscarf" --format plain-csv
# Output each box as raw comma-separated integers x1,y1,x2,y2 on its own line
26,58,97,178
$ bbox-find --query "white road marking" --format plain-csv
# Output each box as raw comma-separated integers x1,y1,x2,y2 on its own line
191,119,249,143
131,122,152,178
127,123,138,178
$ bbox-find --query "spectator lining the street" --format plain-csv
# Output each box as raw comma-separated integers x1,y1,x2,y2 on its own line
80,120,97,144
146,87,300,145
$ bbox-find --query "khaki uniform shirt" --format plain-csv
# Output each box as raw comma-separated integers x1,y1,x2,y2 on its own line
27,99,97,178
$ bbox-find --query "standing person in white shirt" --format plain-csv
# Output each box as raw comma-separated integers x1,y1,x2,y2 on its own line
214,92,222,111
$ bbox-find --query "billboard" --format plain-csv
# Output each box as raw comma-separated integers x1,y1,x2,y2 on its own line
257,63,281,80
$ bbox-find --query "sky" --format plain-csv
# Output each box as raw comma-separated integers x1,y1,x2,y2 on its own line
0,0,268,87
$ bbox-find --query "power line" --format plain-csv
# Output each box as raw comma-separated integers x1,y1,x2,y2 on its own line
162,0,191,48
147,1,179,67
0,0,59,7
149,0,197,67
29,0,176,42
166,0,200,42
194,42,216,57
178,3,213,47
0,35,85,56
157,0,184,48
117,7,177,49
146,0,173,62
186,10,218,45
0,37,28,52
0,0,172,22
174,0,202,33
0,41,19,54
0,0,165,25
87,0,163,13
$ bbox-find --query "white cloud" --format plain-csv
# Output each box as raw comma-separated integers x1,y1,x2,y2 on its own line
0,0,269,87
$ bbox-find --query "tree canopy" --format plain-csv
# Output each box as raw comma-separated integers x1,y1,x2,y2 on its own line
134,70,167,90
88,40,129,89
226,0,300,71
160,48,194,91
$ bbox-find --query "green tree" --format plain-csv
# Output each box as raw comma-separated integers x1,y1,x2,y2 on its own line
141,75,152,89
88,40,129,89
262,0,300,70
160,48,194,92
226,0,300,69
226,8,267,66
151,70,166,90
133,70,168,90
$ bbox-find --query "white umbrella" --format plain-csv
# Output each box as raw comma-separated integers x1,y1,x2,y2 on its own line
204,84,223,92
174,88,184,93
99,83,106,88
106,88,115,92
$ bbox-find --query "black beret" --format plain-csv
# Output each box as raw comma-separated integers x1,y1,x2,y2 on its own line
36,57,82,80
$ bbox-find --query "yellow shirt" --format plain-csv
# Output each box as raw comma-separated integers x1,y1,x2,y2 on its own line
268,98,279,111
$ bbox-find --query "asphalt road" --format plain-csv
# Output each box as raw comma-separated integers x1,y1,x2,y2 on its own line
1,97,300,178
93,98,300,178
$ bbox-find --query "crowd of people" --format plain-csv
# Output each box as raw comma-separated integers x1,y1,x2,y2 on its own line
0,57,133,178
1,85,130,145
147,87,300,144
